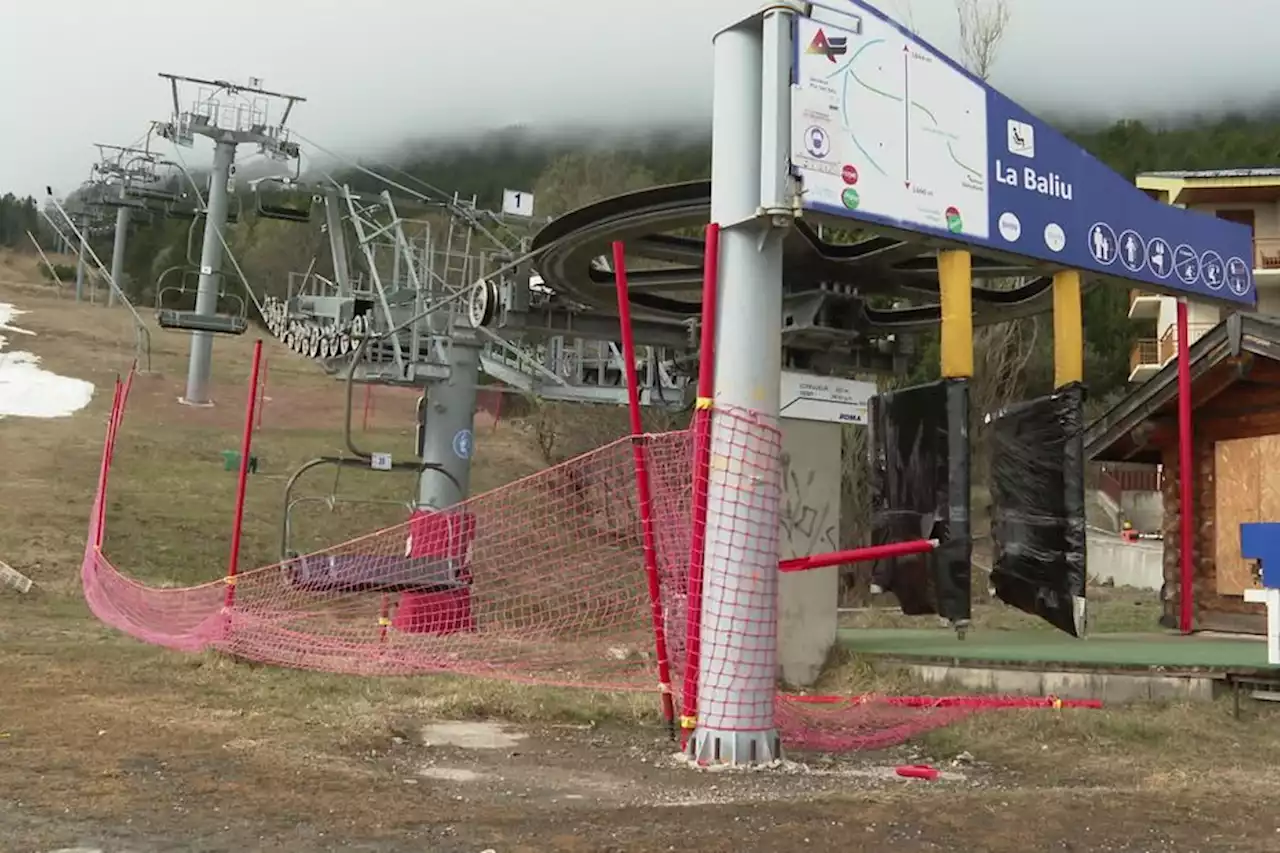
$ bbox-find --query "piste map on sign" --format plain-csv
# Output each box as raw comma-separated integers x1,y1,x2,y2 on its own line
789,3,1256,306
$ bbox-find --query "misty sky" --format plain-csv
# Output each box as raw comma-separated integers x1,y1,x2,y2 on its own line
3,0,1278,198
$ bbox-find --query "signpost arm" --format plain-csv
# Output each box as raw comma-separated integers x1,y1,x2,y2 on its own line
938,248,974,636
938,250,974,379
1053,268,1088,636
1052,270,1084,388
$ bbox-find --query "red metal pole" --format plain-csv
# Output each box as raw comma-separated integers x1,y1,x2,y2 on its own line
117,363,136,424
110,367,136,468
1177,300,1194,634
784,694,1103,710
96,379,124,550
226,339,264,609
681,223,720,750
612,240,677,740
779,538,938,573
105,379,123,470
255,355,268,431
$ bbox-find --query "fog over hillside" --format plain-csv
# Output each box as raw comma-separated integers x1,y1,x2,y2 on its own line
4,0,1280,196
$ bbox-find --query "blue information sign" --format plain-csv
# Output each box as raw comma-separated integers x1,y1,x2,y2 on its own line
790,2,1256,306
452,428,473,460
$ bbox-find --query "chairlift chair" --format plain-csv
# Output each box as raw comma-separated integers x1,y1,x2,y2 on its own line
129,184,184,204
253,176,315,223
97,194,148,211
164,198,200,220
153,265,248,335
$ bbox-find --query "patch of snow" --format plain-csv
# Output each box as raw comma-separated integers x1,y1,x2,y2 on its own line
0,302,94,420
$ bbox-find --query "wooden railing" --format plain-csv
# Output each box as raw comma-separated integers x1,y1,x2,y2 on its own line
1157,323,1216,364
1131,338,1159,373
1088,462,1162,499
1103,463,1162,493
1256,237,1280,270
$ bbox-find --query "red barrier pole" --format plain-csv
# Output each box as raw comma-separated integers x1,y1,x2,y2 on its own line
779,538,938,573
103,378,122,465
612,240,677,740
96,379,124,550
104,379,123,471
98,367,137,546
120,366,136,416
1177,299,1194,634
95,379,122,547
681,223,720,750
255,355,268,431
108,367,136,468
226,339,264,609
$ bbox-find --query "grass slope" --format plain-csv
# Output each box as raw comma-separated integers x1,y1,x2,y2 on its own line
3,254,1280,849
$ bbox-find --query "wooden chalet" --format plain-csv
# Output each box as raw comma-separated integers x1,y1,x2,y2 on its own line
1085,314,1280,634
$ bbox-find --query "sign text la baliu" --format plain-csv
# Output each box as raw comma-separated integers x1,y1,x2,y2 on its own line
995,160,1074,202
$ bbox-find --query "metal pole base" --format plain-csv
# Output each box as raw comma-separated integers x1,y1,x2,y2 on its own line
686,727,782,767
177,396,215,409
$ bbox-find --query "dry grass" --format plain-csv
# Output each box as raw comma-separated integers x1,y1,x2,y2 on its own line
919,695,1280,790
6,253,1280,848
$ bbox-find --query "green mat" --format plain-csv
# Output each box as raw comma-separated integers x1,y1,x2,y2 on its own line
838,628,1270,670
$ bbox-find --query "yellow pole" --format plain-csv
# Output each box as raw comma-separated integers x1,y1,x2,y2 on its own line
938,250,974,378
1052,270,1084,388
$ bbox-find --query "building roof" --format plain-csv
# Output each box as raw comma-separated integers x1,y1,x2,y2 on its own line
1137,168,1280,180
1085,314,1280,463
1135,169,1280,204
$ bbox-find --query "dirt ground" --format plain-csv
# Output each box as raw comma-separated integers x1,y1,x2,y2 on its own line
4,266,1280,851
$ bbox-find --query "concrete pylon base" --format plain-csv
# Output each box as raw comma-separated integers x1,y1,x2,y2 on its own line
686,727,782,767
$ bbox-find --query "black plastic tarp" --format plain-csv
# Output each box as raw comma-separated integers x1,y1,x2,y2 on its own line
989,382,1088,637
868,378,972,623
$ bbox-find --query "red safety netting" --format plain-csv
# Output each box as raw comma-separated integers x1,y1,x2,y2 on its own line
86,394,698,686
82,368,1095,753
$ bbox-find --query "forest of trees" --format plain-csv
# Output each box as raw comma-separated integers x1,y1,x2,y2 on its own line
10,0,1280,412
0,193,41,251
4,0,1278,563
11,111,1280,399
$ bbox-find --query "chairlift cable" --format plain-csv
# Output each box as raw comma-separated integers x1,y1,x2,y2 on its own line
290,131,523,257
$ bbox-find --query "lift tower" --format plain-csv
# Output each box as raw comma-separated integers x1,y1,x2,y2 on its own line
89,143,157,308
153,73,305,406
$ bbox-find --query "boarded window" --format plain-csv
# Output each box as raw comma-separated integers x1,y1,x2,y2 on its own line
1213,435,1280,594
